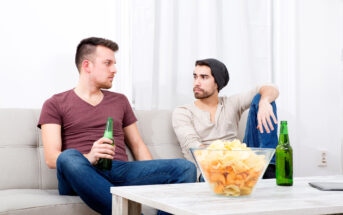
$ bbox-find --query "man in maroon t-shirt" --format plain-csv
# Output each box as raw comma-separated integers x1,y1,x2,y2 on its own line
38,37,196,215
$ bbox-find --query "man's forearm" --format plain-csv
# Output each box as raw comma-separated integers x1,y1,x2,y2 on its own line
45,151,61,169
132,143,153,160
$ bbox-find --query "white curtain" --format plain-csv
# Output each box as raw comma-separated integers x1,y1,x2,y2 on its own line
114,0,272,110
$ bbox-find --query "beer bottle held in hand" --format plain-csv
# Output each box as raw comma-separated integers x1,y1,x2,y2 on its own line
276,121,293,186
97,117,114,170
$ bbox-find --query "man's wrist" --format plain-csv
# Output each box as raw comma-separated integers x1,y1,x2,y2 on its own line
83,153,96,165
259,97,271,104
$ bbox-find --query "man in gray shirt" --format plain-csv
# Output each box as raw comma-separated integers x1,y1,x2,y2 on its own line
172,58,279,179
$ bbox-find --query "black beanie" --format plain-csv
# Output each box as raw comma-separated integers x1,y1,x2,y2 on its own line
195,58,229,92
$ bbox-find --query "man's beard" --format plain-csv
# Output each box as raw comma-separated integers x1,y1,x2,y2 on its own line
98,80,113,89
193,88,215,99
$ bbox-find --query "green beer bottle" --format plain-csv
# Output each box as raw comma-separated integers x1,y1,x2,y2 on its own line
276,121,293,186
96,117,114,170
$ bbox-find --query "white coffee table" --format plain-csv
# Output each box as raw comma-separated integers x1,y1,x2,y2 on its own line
111,175,343,215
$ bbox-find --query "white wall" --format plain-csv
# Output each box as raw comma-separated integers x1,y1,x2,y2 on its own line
0,0,119,108
295,0,343,176
274,0,343,176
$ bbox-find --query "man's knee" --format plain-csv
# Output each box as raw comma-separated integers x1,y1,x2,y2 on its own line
251,93,261,106
57,149,86,170
252,93,277,113
173,159,197,182
183,160,197,174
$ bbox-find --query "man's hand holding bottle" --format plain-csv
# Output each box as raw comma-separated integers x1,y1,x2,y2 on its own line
84,137,115,165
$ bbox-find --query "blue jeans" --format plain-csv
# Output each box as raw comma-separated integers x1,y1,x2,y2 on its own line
57,149,197,215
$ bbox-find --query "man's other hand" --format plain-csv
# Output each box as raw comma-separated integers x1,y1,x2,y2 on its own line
257,99,277,133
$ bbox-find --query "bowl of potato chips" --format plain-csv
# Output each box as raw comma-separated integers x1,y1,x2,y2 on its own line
191,139,275,197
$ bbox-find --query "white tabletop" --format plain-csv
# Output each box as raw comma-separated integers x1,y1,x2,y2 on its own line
111,175,343,215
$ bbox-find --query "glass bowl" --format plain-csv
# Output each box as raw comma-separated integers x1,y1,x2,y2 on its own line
191,147,275,196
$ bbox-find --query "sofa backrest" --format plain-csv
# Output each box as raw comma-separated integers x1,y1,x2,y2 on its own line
0,108,248,190
0,109,56,190
132,110,185,160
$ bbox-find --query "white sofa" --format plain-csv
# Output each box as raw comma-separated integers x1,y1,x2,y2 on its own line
0,108,248,215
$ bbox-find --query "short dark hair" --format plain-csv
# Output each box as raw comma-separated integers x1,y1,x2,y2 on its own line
75,37,119,71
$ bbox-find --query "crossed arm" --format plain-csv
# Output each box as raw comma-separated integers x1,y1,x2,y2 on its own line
41,122,152,169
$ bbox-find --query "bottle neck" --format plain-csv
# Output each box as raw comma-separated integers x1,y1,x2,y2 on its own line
279,122,289,145
280,124,288,135
279,133,289,145
104,130,113,139
104,117,113,139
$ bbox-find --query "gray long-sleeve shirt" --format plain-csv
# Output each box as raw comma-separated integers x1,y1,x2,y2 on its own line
172,86,260,163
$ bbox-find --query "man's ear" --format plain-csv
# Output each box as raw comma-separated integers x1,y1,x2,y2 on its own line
81,59,91,73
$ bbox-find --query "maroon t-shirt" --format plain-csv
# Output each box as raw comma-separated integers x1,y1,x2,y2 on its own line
37,89,137,161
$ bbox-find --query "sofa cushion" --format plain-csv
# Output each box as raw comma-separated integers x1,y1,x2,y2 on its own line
39,147,59,189
0,109,41,189
0,189,98,215
134,110,184,159
0,148,39,190
237,110,249,141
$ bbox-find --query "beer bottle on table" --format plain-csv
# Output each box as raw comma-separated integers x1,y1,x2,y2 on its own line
276,121,293,186
96,117,114,171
